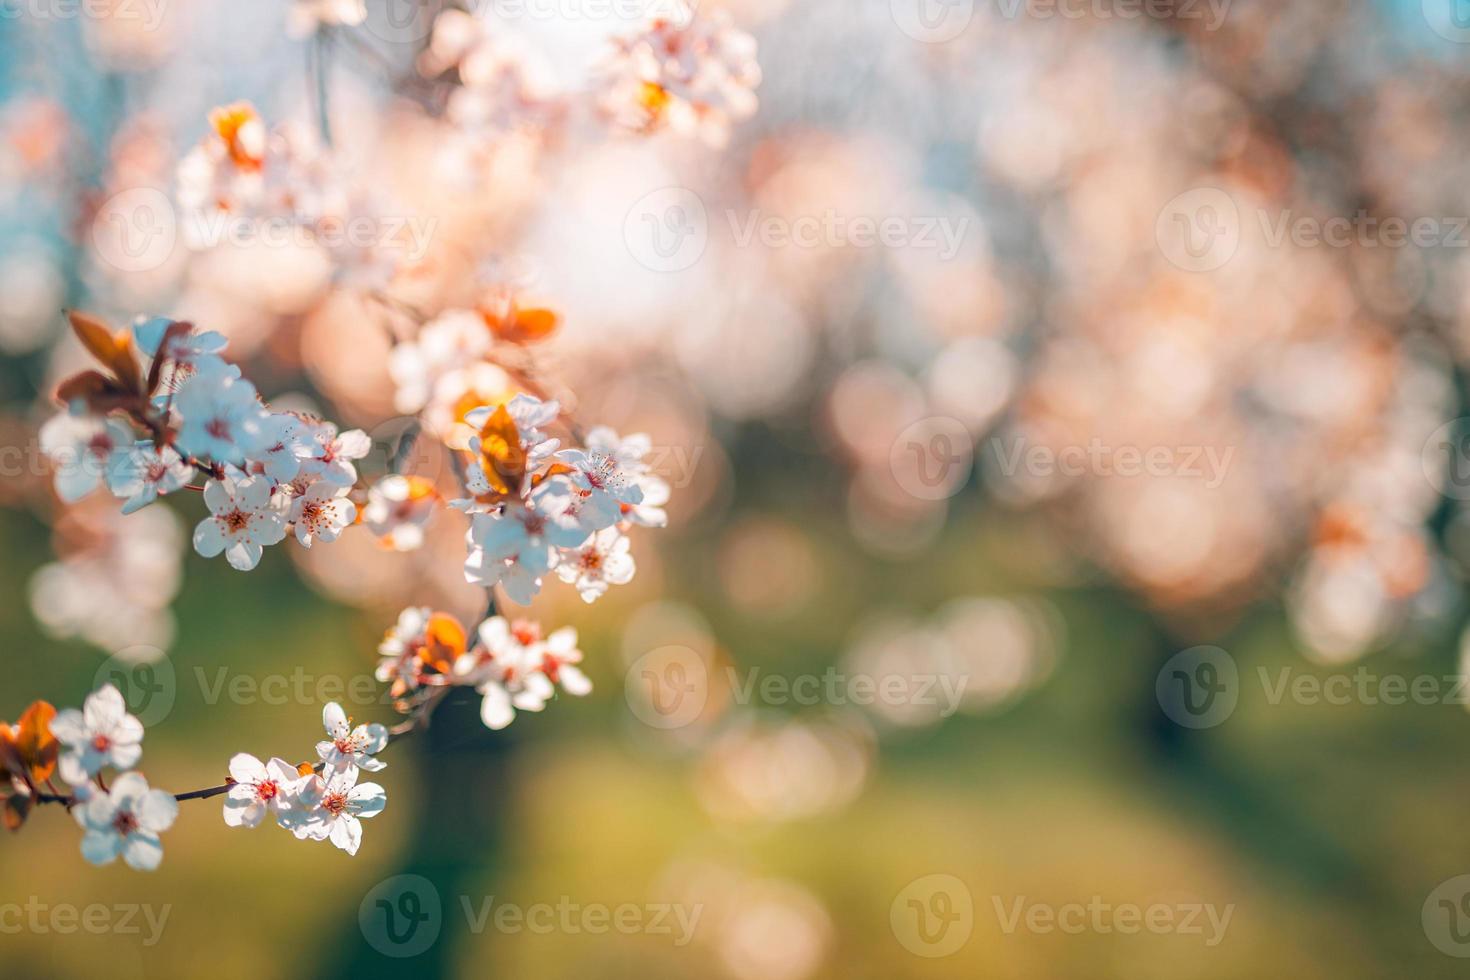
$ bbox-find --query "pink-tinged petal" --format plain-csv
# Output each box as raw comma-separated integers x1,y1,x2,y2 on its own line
48,708,87,744
83,685,127,730
224,540,263,571
558,665,593,697
480,686,515,730
81,829,121,866
323,702,348,736
109,712,144,745
356,756,386,772
335,429,372,458
121,832,164,870
193,518,227,557
228,752,268,784
348,782,386,818
223,789,260,828
78,793,114,830
136,789,179,832
108,772,150,806
356,723,389,754
109,741,143,771
202,479,230,512
329,814,362,855
266,757,300,784
235,476,271,511
476,616,509,650
59,753,93,787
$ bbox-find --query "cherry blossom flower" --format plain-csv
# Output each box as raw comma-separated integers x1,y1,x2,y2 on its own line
583,426,670,527
288,0,366,38
299,421,371,487
287,477,356,548
107,441,193,514
600,3,761,147
454,617,556,730
49,684,144,786
362,474,437,551
222,753,318,829
132,317,229,391
553,447,644,532
316,702,388,773
39,411,135,504
464,511,556,605
388,310,497,414
375,607,464,697
465,393,561,467
539,626,592,696
249,414,310,484
192,472,290,571
557,526,636,603
174,366,272,466
73,772,178,870
284,764,386,856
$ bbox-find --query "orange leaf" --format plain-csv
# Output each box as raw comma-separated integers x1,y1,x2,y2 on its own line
491,306,560,345
68,311,142,394
13,701,57,786
477,405,526,496
421,613,467,674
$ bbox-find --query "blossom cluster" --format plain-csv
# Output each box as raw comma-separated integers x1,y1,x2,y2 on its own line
223,702,387,856
41,312,366,572
598,2,762,146
376,607,590,730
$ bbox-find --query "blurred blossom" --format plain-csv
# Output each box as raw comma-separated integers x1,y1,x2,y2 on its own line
659,862,832,980
716,516,819,618
29,498,182,654
0,247,64,354
694,714,872,823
